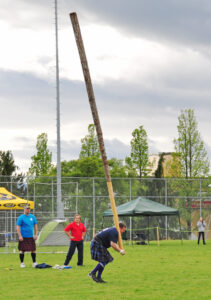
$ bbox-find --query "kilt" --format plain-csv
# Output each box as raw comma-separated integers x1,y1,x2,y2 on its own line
18,238,36,252
90,239,113,264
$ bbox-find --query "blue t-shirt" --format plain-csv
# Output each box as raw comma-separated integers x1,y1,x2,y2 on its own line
97,227,118,248
16,214,37,238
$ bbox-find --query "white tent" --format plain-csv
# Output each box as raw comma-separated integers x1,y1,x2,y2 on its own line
37,219,69,246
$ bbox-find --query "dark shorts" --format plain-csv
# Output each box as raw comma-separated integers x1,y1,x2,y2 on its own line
90,239,113,264
18,238,36,252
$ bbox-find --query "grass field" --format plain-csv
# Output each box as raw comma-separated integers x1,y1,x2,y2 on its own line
0,240,211,300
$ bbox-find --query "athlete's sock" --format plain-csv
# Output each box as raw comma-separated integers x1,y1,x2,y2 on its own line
31,253,36,263
20,253,24,263
91,263,101,274
97,262,106,279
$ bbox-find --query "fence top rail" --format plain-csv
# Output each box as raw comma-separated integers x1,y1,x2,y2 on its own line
1,176,211,181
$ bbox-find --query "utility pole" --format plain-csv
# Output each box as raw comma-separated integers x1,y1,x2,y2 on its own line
55,0,64,218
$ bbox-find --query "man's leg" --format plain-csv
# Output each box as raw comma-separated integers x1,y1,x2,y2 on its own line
19,251,25,268
88,265,99,282
64,242,76,266
19,251,24,263
96,262,107,283
31,251,37,263
77,241,83,265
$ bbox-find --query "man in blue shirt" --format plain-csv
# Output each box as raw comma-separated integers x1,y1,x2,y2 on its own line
16,204,38,268
89,222,126,283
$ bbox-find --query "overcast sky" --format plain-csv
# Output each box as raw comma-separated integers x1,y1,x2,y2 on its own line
1,0,211,173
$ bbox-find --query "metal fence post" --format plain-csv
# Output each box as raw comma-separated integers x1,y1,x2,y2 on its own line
27,181,29,200
76,182,78,214
10,176,12,192
10,177,13,240
6,211,8,253
129,178,132,243
52,178,54,217
93,178,95,238
33,182,36,214
200,179,202,217
165,179,168,239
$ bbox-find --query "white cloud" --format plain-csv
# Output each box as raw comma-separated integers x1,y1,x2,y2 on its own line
0,20,55,80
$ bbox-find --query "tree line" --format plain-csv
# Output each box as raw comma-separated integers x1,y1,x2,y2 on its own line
0,108,210,179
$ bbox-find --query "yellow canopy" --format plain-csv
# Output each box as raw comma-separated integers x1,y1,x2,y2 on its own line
0,187,34,210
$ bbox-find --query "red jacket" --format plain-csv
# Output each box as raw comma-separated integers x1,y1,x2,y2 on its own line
64,222,86,241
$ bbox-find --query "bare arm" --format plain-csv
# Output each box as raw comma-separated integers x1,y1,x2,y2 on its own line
34,224,38,240
82,231,86,239
16,225,23,241
110,241,125,255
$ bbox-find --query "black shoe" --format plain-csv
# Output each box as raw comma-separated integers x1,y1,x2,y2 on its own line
77,264,85,267
88,272,98,282
97,278,107,283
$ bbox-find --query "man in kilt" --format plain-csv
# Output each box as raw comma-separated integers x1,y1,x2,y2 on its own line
16,204,38,268
89,222,126,283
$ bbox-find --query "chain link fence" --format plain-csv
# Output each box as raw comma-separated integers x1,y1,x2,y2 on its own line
1,176,211,252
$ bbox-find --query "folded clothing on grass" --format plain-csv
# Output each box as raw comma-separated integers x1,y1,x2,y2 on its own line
35,263,52,269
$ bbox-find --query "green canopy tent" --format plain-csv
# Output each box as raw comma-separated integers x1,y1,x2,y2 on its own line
103,197,181,243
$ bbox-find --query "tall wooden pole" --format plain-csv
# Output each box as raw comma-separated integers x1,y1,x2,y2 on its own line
69,12,123,249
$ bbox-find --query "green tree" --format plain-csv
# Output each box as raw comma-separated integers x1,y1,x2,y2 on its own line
174,109,209,178
109,158,127,178
50,157,104,178
165,153,181,178
154,153,165,178
74,157,104,177
0,150,18,176
126,125,149,178
79,124,100,158
173,109,210,238
28,133,53,176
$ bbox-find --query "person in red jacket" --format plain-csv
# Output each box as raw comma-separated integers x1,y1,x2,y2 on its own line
63,214,86,267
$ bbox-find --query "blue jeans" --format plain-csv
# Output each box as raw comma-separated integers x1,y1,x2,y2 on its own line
64,240,84,265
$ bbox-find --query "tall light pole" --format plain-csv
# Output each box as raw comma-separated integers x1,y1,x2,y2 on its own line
55,0,64,218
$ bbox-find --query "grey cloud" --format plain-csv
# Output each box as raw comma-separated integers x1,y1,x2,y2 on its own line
104,139,130,159
53,139,81,162
63,0,211,47
0,0,54,30
13,137,34,144
2,1,211,48
11,137,80,172
91,79,211,119
11,138,36,172
148,139,161,154
0,70,87,129
0,70,55,128
2,69,211,142
205,144,211,160
38,138,131,165
12,136,162,173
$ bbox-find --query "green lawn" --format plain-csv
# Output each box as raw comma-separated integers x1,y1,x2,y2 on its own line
0,240,210,300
